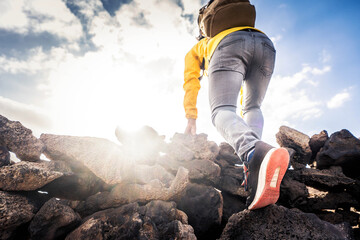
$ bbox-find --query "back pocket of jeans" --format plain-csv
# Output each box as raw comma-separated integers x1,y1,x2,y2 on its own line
260,42,276,76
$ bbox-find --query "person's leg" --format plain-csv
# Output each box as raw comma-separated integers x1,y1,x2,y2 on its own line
208,31,260,162
242,31,276,140
209,70,260,161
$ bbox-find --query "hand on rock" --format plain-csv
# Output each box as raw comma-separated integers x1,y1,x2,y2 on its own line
184,118,196,135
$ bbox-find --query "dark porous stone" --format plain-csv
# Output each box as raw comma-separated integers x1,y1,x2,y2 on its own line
0,161,66,191
29,198,81,240
287,166,355,192
309,130,329,161
0,146,10,167
174,183,223,239
316,129,360,179
221,191,247,223
220,204,349,240
0,115,45,161
217,142,240,165
278,174,309,208
74,191,119,218
276,126,312,165
66,201,196,240
0,191,37,239
165,133,219,163
40,170,108,201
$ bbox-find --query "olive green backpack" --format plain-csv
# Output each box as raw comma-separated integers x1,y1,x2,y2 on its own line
198,0,256,38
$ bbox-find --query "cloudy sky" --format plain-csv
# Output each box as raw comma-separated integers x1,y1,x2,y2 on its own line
0,0,359,146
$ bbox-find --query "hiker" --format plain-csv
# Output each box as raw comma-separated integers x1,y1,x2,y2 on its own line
183,0,290,210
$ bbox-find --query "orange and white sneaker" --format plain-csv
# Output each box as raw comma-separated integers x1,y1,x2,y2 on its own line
243,141,290,210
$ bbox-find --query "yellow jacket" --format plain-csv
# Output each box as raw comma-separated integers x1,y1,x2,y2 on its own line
183,26,263,119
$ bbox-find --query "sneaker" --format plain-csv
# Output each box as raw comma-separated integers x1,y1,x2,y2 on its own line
243,141,289,210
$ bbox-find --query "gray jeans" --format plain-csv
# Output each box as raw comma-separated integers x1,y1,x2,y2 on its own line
208,30,276,161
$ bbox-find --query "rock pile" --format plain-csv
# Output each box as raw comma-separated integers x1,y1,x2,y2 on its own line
0,115,359,240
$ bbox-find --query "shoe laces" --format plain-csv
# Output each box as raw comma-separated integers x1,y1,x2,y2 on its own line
241,163,249,191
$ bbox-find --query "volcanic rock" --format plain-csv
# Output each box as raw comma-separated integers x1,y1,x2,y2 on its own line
0,191,37,239
276,126,312,165
40,134,129,184
287,166,355,192
316,129,360,178
306,187,359,211
109,167,189,204
220,204,349,240
40,171,108,201
29,198,81,240
217,142,240,165
66,201,196,240
0,161,66,191
0,115,45,161
221,191,247,222
115,125,165,165
174,183,223,238
158,156,221,185
309,130,329,161
0,145,10,167
278,174,309,208
165,133,219,162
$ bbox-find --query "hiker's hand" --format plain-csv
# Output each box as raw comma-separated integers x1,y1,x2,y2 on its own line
184,118,196,135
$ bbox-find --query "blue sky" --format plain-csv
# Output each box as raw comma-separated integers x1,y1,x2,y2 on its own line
0,0,359,146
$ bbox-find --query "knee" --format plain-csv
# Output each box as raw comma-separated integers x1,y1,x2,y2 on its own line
211,106,236,126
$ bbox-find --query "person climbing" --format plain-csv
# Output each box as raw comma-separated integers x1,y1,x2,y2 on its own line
183,0,290,210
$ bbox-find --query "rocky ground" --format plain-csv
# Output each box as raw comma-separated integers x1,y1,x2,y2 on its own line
0,114,359,240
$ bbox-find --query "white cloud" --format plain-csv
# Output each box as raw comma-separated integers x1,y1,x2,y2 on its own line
261,65,328,145
0,0,28,31
0,0,82,41
327,90,351,109
0,47,70,74
0,96,52,136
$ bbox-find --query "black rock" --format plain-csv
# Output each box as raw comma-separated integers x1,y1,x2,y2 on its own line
316,129,360,179
66,200,196,240
220,204,349,240
0,145,10,167
29,198,81,240
309,130,329,162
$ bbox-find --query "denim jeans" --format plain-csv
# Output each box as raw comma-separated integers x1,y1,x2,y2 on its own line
208,30,276,162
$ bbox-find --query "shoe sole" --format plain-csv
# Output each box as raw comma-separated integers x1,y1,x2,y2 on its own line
248,147,289,210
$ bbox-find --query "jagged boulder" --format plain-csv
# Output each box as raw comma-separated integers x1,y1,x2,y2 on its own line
115,125,165,165
309,130,329,161
214,143,248,198
279,174,309,208
0,115,45,161
276,126,312,165
0,146,10,167
158,155,221,185
306,188,359,211
165,133,219,162
29,198,81,240
0,161,66,191
287,166,355,192
40,134,129,184
220,204,350,240
40,134,175,187
66,201,196,240
316,129,360,179
73,167,190,214
0,191,37,240
221,191,247,223
109,167,189,204
174,183,223,238
39,170,109,201
159,133,221,185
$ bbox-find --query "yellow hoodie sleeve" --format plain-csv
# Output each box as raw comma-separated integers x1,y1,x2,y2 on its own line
183,39,206,119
